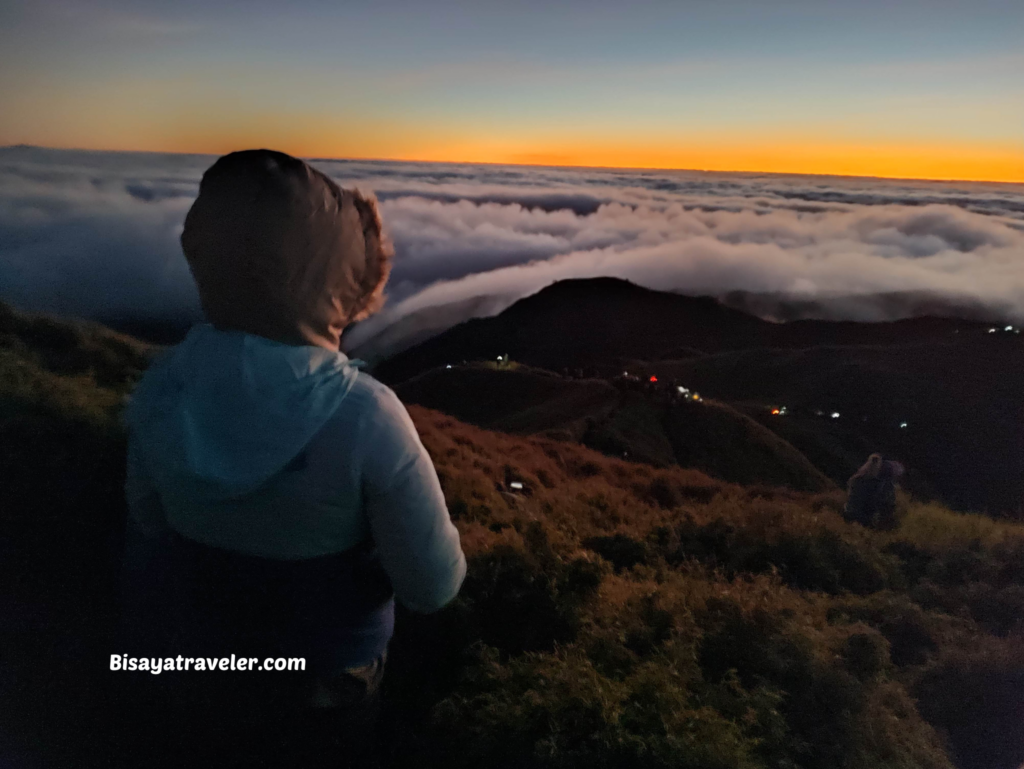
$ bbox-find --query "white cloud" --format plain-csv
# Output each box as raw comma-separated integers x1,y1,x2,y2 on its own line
1,146,1022,350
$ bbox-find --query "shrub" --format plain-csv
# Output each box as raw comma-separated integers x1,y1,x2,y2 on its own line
767,531,894,596
962,583,1024,637
834,596,941,668
460,545,577,655
666,517,894,595
647,476,682,509
622,593,675,657
697,598,876,769
429,651,764,769
582,534,649,572
882,540,935,585
640,476,719,509
841,631,890,681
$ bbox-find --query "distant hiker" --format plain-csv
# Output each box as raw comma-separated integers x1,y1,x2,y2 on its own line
120,150,465,765
843,453,905,530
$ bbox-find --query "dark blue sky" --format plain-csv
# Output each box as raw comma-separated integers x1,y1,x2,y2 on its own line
1,0,1021,179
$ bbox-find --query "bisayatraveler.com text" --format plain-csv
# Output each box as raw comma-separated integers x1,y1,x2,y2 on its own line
110,654,306,674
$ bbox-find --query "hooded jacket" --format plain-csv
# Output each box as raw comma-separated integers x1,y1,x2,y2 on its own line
121,150,465,671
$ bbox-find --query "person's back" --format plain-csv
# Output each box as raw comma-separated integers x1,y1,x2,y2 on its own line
843,453,903,530
118,150,466,766
872,459,903,531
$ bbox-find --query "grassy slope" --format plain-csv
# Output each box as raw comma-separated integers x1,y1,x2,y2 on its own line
395,363,621,437
396,365,834,493
2,306,1024,768
0,304,152,594
393,408,1024,769
636,342,1024,515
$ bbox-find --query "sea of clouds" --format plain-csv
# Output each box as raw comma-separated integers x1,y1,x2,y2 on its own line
1,145,1022,353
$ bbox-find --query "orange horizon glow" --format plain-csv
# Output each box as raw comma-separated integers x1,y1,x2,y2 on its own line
6,85,1020,184
392,142,1024,184
21,134,1020,185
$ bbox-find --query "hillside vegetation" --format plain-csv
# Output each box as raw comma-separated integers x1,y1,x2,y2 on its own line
396,364,834,492
0,302,151,595
370,278,1024,517
387,409,1024,769
629,342,1024,515
2,303,1024,769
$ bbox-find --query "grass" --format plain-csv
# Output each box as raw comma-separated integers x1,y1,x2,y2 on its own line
896,500,1024,553
381,407,1024,769
397,366,836,493
2,303,1024,769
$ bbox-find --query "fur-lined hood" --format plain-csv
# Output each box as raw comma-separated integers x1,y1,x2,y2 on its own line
180,149,392,350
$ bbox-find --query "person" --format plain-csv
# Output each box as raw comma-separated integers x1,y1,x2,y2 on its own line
843,453,905,530
118,150,466,766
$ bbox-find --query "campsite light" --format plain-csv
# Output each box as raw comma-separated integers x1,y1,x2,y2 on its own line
693,394,701,402
1007,326,1014,332
650,376,658,383
510,482,524,490
831,412,841,419
772,408,781,415
989,328,998,333
446,364,452,369
678,386,690,394
900,422,908,429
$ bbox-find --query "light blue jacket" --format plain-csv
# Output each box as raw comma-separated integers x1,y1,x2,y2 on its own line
123,323,466,615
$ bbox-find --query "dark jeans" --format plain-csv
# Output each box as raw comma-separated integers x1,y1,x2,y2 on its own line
111,653,388,768
844,478,897,530
116,527,393,766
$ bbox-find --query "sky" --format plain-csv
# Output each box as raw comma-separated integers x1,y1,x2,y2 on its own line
3,146,1022,358
1,0,1022,182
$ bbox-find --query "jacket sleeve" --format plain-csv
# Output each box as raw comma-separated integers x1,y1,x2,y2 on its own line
360,387,466,613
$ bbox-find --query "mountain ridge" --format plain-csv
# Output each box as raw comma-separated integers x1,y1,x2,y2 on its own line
372,277,990,384
373,277,1022,516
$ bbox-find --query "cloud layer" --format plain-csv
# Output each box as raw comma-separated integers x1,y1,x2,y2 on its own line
1,146,1022,350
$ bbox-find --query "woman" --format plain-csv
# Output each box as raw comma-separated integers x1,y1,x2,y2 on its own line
119,150,466,765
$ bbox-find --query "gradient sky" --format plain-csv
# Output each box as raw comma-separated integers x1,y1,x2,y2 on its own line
1,0,1022,181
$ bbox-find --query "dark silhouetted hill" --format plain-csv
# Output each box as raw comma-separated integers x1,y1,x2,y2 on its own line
346,293,517,365
372,277,987,384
